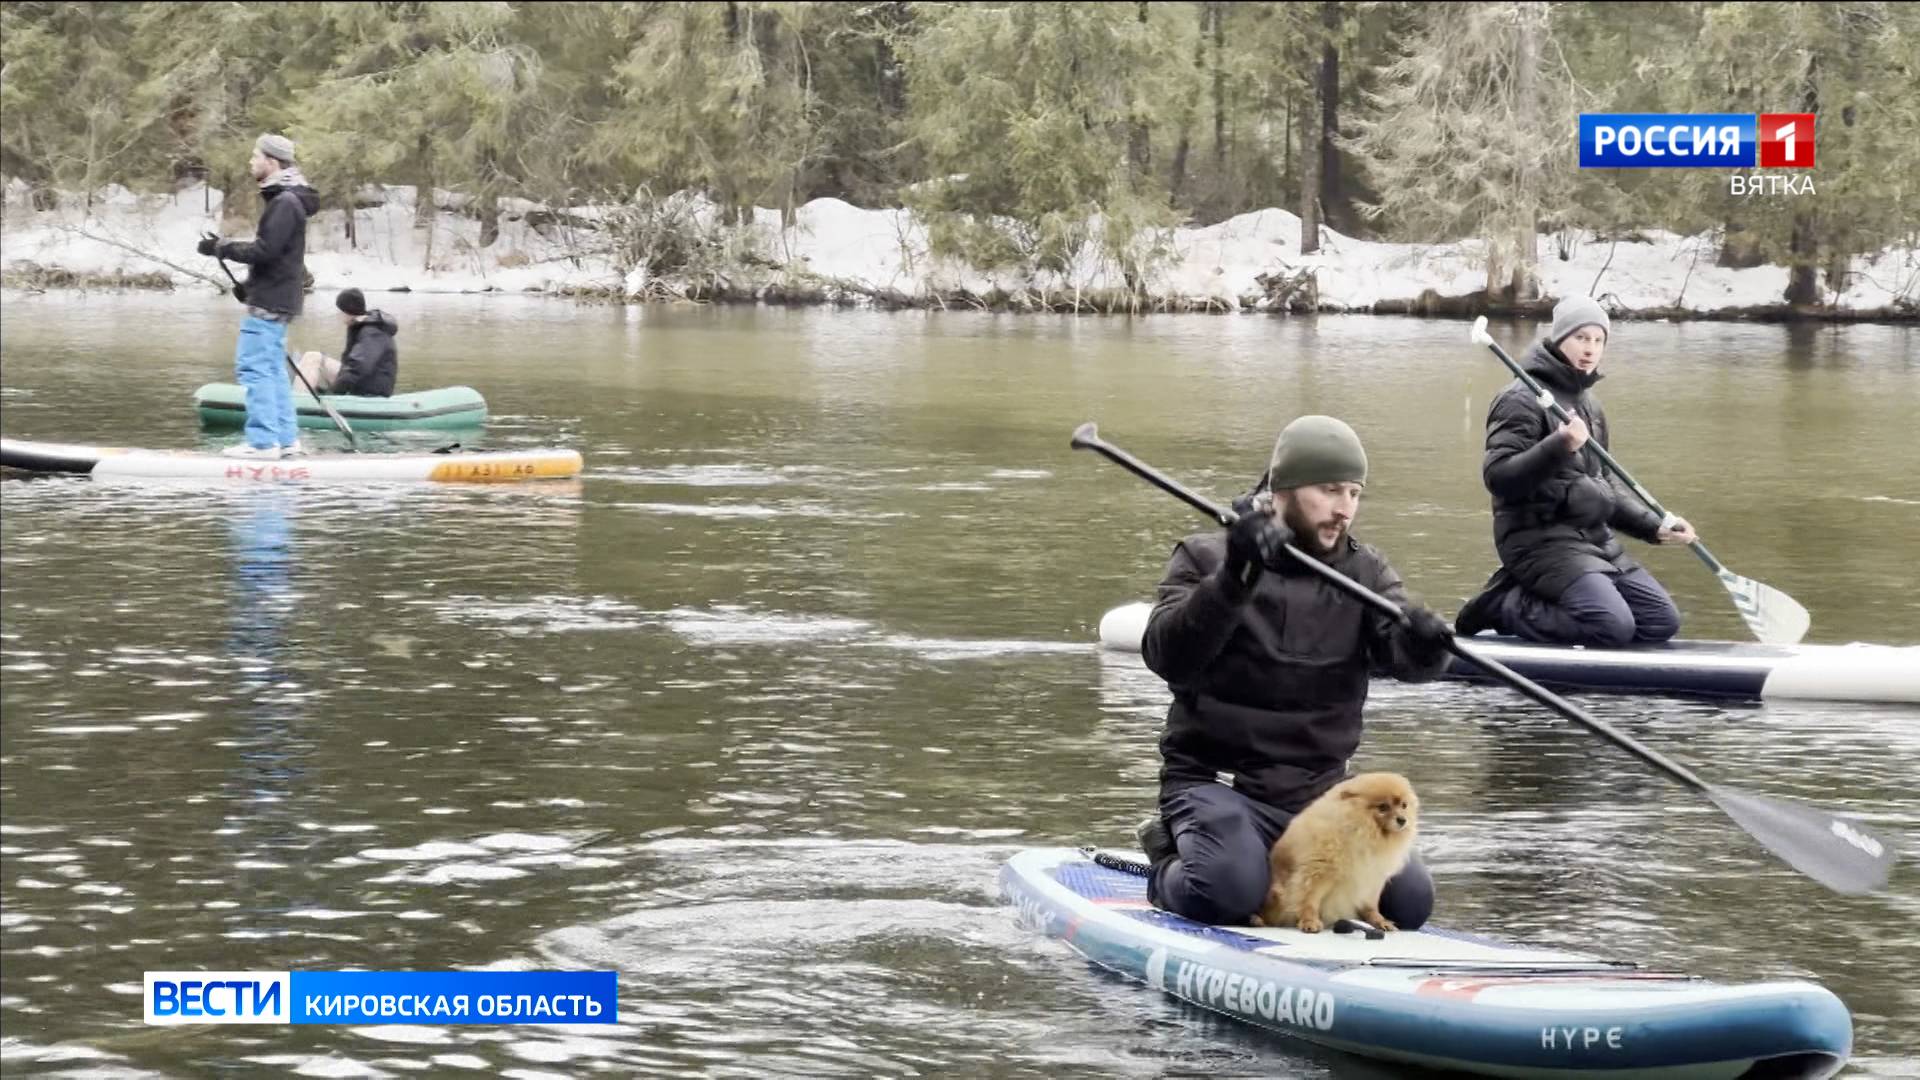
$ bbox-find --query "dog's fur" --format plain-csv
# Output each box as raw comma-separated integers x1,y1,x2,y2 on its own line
1252,772,1419,933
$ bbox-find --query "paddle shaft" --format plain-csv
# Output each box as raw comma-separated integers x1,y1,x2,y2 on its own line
283,350,359,450
1069,424,1708,792
1074,421,1884,893
209,250,359,450
1475,332,1735,578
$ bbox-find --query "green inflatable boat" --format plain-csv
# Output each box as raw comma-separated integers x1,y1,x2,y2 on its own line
194,383,487,431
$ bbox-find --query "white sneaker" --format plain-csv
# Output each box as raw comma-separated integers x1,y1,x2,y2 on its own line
221,443,284,460
280,440,307,457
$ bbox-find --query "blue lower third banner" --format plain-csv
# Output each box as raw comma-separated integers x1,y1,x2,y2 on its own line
144,971,617,1025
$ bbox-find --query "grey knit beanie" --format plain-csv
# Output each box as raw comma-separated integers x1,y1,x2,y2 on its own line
1268,416,1368,491
1549,295,1610,346
255,133,297,164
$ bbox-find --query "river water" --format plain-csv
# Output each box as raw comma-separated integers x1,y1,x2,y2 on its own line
2,291,1916,1077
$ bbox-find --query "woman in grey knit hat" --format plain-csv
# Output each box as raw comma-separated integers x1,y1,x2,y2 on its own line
1454,297,1696,646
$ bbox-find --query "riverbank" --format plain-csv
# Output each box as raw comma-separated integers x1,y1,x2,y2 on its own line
3,179,1915,321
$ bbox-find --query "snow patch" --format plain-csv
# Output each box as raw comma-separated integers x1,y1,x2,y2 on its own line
3,180,1912,314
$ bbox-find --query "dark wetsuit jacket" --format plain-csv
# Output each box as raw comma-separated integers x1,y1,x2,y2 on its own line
1482,340,1663,600
1142,531,1450,813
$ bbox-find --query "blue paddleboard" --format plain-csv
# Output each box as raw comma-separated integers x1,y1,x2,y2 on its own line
1002,847,1850,1079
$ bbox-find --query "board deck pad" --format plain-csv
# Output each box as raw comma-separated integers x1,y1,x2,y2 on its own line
1057,855,1655,971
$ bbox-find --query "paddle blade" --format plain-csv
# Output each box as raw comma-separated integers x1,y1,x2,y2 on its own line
1470,315,1493,345
1070,422,1100,450
1721,570,1811,646
1707,786,1896,895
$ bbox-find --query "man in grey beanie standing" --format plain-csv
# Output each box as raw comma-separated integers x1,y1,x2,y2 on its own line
1454,296,1695,645
197,133,321,458
1134,415,1455,930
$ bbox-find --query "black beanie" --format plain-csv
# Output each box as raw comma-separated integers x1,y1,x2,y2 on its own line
336,288,367,317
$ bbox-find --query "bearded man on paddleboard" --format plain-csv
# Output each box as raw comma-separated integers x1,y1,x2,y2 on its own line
1136,416,1454,928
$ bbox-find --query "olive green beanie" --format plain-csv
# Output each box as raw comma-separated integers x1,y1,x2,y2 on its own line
1268,415,1368,490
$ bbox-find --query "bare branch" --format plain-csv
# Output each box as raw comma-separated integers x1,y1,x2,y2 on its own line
51,222,227,288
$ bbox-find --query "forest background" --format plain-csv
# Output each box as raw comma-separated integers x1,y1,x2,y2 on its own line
2,1,1915,314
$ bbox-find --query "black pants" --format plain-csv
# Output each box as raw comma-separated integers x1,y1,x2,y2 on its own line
1505,567,1681,647
1147,781,1434,928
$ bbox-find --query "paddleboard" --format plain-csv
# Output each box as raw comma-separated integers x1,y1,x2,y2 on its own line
0,438,579,484
193,383,487,431
1003,847,1850,1079
1096,601,1920,704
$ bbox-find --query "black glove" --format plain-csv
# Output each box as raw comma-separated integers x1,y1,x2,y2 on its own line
1400,604,1453,660
1223,509,1293,589
1229,471,1272,519
197,234,221,257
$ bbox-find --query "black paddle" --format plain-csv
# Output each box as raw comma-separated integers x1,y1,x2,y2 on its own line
282,349,359,451
1469,316,1808,646
1070,421,1895,897
206,240,359,451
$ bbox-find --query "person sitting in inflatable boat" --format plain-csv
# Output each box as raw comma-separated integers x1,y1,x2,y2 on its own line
295,288,399,398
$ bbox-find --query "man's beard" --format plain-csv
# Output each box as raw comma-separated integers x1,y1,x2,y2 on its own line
1281,500,1346,559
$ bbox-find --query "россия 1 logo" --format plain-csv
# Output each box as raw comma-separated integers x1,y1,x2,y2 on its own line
1580,113,1815,195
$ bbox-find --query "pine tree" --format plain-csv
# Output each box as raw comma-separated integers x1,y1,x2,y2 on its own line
113,3,345,222
1,2,171,201
895,2,1200,284
1172,1,1311,226
281,2,538,253
1344,1,1589,300
1659,1,1919,304
593,3,817,225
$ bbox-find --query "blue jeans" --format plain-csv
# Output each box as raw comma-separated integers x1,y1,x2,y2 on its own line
1148,782,1435,929
234,315,297,449
1505,567,1681,647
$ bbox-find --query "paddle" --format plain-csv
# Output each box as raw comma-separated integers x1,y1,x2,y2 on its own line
283,349,360,451
1069,421,1894,896
206,240,360,451
1469,316,1809,646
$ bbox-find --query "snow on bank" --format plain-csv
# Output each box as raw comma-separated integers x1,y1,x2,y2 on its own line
2,178,1914,317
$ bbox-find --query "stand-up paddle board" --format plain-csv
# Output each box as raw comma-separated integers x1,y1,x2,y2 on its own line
1,438,579,484
1003,847,1850,1079
1095,601,1920,704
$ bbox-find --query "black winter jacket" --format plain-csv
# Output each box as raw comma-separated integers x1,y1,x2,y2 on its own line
332,312,399,398
220,179,320,317
1142,531,1449,813
1482,340,1664,600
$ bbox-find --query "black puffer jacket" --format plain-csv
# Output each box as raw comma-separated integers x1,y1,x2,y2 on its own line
1482,340,1664,600
332,312,399,398
1142,531,1449,814
219,177,320,317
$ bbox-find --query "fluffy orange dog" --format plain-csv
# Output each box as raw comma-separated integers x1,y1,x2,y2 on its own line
1252,772,1419,933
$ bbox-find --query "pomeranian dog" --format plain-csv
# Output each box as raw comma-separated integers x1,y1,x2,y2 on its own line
1252,772,1419,934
